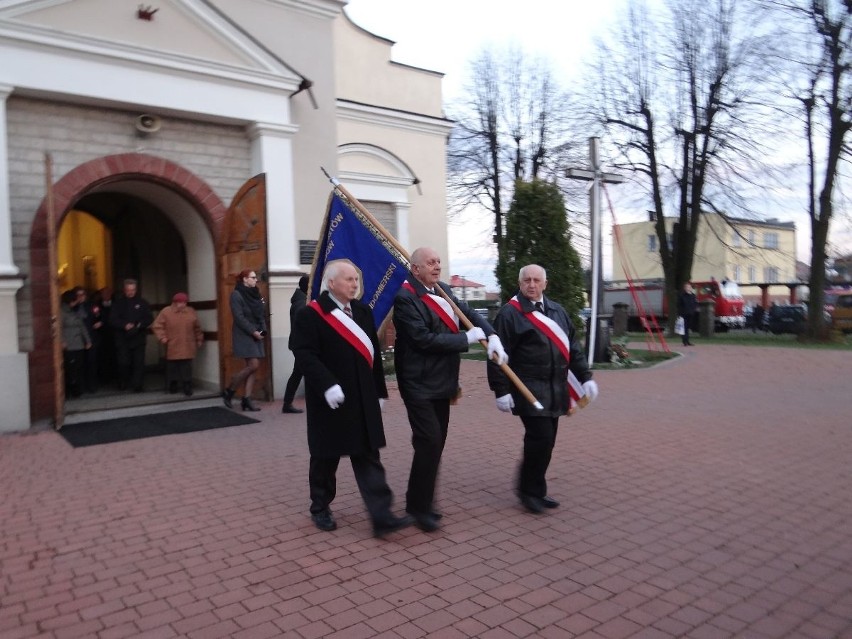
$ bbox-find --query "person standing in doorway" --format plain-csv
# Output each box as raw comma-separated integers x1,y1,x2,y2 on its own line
61,289,92,398
110,278,153,392
282,274,308,414
152,292,204,396
222,269,266,412
677,282,698,346
72,286,101,393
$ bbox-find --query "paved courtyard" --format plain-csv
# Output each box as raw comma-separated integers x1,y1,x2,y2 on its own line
1,344,851,638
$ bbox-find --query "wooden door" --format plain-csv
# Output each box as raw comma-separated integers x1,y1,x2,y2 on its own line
45,154,65,429
218,174,273,400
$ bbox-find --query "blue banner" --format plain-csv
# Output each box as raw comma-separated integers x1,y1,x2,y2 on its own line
310,192,409,329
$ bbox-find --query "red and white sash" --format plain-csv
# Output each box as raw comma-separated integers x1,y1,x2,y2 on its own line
403,281,459,333
309,300,374,367
508,296,588,408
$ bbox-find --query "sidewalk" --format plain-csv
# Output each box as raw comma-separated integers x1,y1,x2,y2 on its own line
1,344,851,638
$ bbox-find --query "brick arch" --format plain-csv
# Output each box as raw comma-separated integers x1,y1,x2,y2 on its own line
28,153,228,422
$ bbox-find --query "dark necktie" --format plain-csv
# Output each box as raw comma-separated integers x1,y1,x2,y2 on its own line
343,305,352,317
534,301,544,313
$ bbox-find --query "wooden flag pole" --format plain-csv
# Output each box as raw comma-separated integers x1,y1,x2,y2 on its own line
322,168,543,410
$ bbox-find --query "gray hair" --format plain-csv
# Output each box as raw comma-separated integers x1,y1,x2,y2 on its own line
320,259,354,292
518,264,547,282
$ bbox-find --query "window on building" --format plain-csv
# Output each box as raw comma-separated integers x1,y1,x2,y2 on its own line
666,233,674,250
731,232,741,247
732,265,741,282
748,265,756,282
764,232,779,249
764,266,779,283
361,201,397,236
647,234,657,252
747,229,756,245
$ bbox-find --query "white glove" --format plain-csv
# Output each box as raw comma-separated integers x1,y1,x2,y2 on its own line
496,394,514,413
487,334,509,365
466,327,487,344
324,384,345,409
582,380,599,403
379,398,386,412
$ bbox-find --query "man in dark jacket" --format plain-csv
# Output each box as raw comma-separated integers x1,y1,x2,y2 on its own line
291,259,411,538
487,264,598,514
109,278,153,392
393,247,508,532
282,274,308,413
677,282,698,346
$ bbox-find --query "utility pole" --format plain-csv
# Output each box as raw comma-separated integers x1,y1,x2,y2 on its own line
566,137,624,363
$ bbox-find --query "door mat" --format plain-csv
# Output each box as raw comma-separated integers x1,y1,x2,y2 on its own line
59,407,261,448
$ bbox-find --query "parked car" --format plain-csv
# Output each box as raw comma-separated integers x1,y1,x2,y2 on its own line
830,293,852,333
767,304,807,335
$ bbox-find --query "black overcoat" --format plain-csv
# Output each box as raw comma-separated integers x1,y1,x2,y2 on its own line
487,294,592,417
392,279,494,400
291,292,388,458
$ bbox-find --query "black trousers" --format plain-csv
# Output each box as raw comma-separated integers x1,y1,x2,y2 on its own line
282,360,303,405
166,359,192,387
115,339,146,390
401,396,451,515
518,414,560,498
63,349,85,397
309,451,395,526
83,345,98,392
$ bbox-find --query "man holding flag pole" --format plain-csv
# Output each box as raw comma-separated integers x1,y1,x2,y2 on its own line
308,170,541,533
392,247,508,533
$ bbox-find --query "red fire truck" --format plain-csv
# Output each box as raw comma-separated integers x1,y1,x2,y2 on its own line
603,279,746,331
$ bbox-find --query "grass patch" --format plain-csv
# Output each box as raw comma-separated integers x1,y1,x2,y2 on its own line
459,342,679,370
659,329,852,350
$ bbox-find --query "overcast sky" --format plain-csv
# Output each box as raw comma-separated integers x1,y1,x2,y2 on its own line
343,0,850,289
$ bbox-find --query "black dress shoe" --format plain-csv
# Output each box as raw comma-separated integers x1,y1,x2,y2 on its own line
541,496,560,509
520,494,545,514
281,404,303,414
411,513,440,532
373,514,413,538
431,511,443,521
311,511,337,532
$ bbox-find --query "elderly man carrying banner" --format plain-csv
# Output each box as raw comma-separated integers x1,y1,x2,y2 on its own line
487,264,599,514
393,246,509,533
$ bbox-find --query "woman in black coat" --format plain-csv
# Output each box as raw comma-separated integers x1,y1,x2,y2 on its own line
221,269,267,411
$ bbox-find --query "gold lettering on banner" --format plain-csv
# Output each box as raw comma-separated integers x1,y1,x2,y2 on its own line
368,263,397,309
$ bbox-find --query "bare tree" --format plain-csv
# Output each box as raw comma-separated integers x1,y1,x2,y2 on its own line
775,0,852,337
447,48,577,256
584,0,774,328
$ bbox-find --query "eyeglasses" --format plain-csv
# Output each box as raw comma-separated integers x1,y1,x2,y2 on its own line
246,276,258,280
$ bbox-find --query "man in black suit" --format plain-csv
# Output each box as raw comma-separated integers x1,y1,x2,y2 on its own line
393,247,508,532
291,259,411,538
109,278,153,392
488,264,598,514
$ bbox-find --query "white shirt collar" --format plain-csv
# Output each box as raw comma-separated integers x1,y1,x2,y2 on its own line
328,293,349,311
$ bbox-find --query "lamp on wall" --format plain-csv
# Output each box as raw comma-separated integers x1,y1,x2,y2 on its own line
137,5,159,20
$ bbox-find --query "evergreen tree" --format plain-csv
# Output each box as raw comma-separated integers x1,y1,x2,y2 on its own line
496,180,586,324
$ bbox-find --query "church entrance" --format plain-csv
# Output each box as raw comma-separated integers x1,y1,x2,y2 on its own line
28,153,270,428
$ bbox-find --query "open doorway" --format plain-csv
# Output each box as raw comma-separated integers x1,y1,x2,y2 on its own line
52,186,220,416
